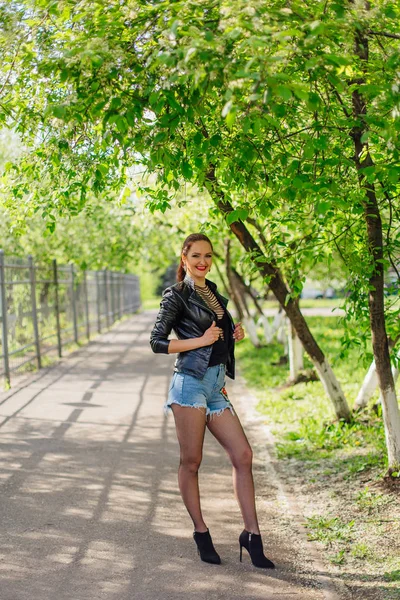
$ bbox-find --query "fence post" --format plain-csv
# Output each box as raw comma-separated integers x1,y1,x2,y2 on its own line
28,255,41,370
83,270,90,341
118,273,122,320
110,271,115,324
95,271,101,333
0,250,10,387
121,276,125,315
104,269,110,328
52,259,62,358
70,264,78,344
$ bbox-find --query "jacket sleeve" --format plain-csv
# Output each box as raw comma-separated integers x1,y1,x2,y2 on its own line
149,287,182,354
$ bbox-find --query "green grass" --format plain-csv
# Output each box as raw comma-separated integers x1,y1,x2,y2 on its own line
235,316,390,475
355,488,394,513
384,570,400,582
305,515,355,545
236,316,400,580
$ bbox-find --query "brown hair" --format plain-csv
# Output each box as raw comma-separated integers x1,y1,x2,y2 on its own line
176,233,213,282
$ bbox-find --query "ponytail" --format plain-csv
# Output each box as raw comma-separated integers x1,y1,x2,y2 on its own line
176,260,186,282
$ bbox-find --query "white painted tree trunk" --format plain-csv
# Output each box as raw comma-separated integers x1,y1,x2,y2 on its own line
354,360,379,409
257,315,274,343
276,315,287,346
377,365,399,407
312,359,352,422
243,316,261,348
355,355,400,410
288,322,304,381
272,310,284,334
380,384,400,469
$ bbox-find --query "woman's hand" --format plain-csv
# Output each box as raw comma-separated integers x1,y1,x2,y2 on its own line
233,322,245,342
202,321,223,346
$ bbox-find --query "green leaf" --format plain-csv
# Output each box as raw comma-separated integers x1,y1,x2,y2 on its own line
193,132,202,145
60,69,69,82
226,210,239,225
316,201,331,214
360,131,370,144
307,93,321,109
323,54,351,67
97,164,109,176
276,86,292,101
52,105,67,119
126,111,136,126
116,117,128,134
237,208,248,221
182,161,193,179
154,132,167,144
210,134,221,147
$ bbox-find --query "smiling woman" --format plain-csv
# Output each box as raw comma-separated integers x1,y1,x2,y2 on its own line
149,232,274,570
181,239,213,280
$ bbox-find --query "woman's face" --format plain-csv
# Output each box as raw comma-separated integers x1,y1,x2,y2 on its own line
182,240,213,281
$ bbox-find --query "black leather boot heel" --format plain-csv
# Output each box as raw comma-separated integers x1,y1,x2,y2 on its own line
193,529,221,564
239,529,275,569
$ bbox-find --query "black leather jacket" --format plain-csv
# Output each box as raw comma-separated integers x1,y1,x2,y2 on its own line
150,275,236,380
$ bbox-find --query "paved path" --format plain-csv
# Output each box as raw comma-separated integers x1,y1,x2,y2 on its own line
0,312,341,600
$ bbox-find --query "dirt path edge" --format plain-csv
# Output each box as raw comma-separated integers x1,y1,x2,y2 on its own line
231,370,351,600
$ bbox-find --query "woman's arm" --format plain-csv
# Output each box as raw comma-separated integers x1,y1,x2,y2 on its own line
168,321,222,354
150,288,222,354
167,338,206,354
150,288,182,354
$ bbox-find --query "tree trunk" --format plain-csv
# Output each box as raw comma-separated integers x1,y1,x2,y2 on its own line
351,20,400,469
273,309,284,334
233,272,261,348
232,267,265,317
258,314,274,344
224,239,244,319
288,322,304,381
225,239,260,348
354,338,399,410
212,256,232,299
232,266,275,344
355,359,399,411
205,167,352,421
354,360,379,410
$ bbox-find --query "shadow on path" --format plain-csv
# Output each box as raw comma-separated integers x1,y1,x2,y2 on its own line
0,312,336,600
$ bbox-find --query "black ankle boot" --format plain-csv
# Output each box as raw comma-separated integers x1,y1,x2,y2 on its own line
193,529,221,564
239,529,275,569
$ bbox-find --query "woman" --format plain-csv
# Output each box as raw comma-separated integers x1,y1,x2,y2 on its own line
150,233,274,569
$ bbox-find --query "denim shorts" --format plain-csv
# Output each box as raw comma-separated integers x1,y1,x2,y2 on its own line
164,363,235,419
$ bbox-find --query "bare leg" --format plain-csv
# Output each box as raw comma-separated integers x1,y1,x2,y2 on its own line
207,409,260,533
171,404,208,532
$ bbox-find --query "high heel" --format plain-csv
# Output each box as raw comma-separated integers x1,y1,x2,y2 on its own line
193,528,221,564
239,529,275,569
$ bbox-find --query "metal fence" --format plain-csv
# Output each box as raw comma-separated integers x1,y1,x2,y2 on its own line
0,250,141,388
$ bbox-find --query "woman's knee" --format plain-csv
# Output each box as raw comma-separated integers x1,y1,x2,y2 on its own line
180,453,203,474
231,445,253,470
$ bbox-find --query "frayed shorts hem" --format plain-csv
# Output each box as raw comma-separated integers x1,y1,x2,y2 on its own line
164,364,234,420
163,401,235,420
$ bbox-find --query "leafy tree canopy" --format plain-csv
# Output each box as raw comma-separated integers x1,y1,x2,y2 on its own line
1,0,399,334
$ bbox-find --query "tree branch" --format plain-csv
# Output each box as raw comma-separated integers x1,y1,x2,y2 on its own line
368,30,400,41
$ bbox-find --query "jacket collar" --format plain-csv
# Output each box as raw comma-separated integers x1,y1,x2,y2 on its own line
183,274,217,293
